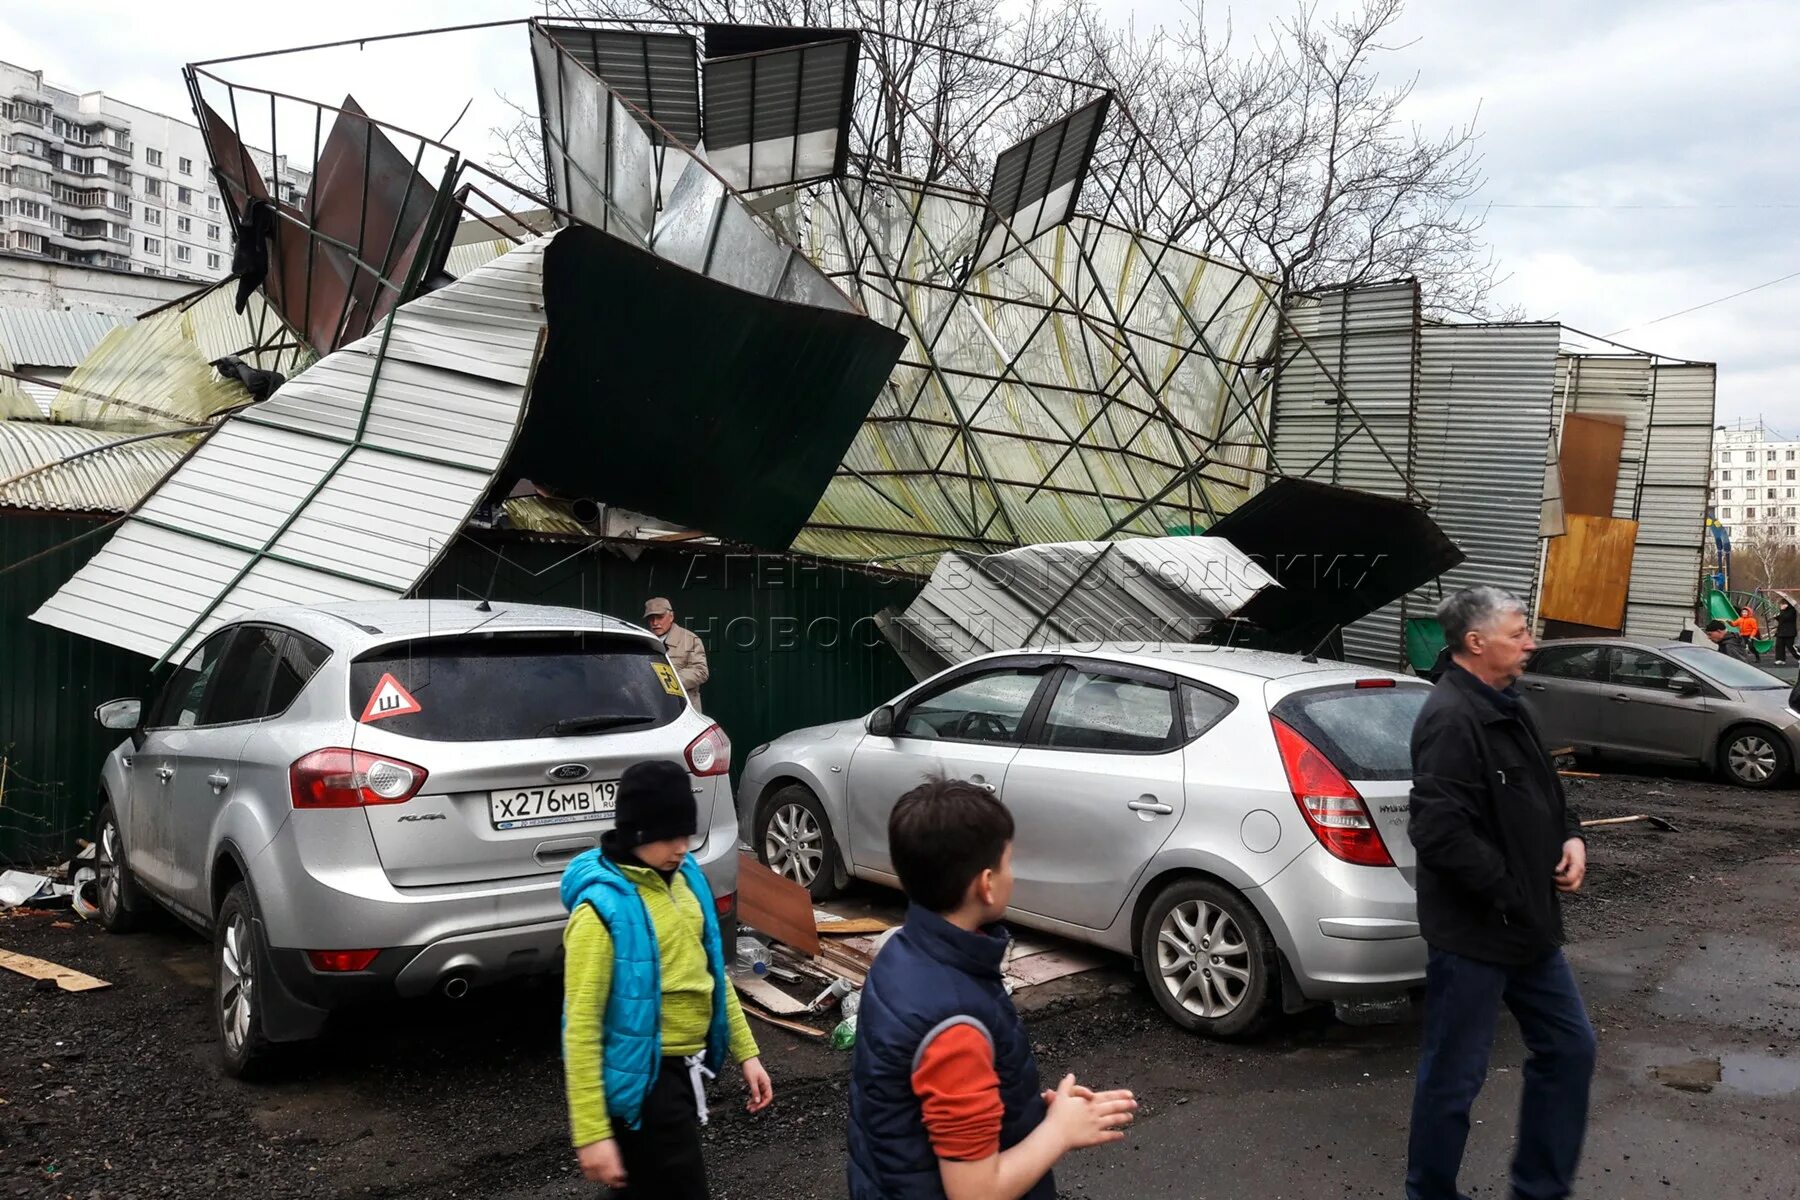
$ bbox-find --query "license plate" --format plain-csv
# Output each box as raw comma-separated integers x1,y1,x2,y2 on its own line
488,782,617,830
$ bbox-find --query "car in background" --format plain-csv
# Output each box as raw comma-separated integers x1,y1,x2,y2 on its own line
1518,636,1800,789
737,645,1431,1038
90,601,735,1076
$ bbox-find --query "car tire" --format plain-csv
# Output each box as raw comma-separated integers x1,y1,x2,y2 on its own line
215,883,274,1079
1139,878,1280,1039
1718,725,1791,789
754,785,842,900
94,802,145,934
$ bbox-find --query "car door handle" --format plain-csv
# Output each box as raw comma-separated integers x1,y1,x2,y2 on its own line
1609,693,1632,703
1525,682,1547,692
156,766,174,783
122,755,134,768
207,772,230,794
1128,799,1174,815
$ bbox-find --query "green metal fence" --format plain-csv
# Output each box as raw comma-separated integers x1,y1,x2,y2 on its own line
0,519,919,865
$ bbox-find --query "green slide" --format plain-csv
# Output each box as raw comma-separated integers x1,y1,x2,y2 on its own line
1708,588,1775,655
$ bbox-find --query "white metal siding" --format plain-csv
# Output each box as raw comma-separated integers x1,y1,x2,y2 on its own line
1624,363,1715,639
30,236,553,664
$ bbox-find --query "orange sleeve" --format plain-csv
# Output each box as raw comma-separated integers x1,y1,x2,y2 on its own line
911,1021,1004,1162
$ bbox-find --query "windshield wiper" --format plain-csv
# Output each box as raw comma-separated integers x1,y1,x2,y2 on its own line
548,712,655,736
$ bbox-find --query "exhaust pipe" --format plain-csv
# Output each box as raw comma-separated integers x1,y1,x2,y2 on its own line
441,975,471,1000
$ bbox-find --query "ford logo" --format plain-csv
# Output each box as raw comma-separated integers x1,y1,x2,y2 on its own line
548,763,590,782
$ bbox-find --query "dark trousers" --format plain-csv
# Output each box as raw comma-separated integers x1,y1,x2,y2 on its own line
1749,639,1764,662
1777,635,1794,662
1406,947,1596,1200
614,1057,708,1198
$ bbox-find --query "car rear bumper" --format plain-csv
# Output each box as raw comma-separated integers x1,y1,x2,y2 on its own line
1252,844,1426,1000
252,815,739,1010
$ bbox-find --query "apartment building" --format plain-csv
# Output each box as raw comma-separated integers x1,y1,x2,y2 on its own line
0,60,308,284
1712,425,1800,543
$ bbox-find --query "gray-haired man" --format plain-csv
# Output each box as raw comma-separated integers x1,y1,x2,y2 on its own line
644,597,710,712
1405,586,1595,1200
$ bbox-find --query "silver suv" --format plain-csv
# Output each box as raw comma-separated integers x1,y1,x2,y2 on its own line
738,645,1429,1037
90,601,737,1075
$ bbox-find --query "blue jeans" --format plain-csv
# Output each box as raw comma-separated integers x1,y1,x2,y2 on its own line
1405,947,1597,1200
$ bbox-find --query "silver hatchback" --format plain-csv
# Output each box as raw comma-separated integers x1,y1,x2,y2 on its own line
90,600,737,1075
1519,637,1800,788
737,645,1430,1037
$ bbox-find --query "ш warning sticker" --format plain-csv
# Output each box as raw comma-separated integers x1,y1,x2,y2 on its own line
652,663,684,696
361,674,422,723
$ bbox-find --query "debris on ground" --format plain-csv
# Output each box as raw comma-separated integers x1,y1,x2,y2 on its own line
0,947,111,992
0,869,72,908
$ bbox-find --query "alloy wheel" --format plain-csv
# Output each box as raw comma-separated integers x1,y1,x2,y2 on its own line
219,913,256,1054
764,803,825,886
1729,734,1778,784
1156,899,1252,1018
96,819,122,922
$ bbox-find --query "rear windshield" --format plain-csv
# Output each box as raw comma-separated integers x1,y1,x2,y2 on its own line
350,632,686,742
1271,683,1431,781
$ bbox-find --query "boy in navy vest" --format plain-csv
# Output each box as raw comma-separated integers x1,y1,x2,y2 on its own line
561,760,773,1197
848,777,1137,1199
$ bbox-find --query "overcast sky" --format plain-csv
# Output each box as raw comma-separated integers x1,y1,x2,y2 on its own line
4,1,1795,429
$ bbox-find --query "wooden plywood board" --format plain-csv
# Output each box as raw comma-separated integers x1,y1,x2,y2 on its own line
1560,412,1627,518
1005,947,1110,988
1540,514,1638,629
736,853,820,956
817,917,892,936
0,948,110,992
735,975,809,1016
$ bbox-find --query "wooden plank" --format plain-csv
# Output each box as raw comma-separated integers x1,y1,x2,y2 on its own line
735,975,809,1016
742,1000,827,1039
736,852,820,956
0,948,110,992
1004,947,1108,988
1540,514,1638,630
817,917,892,936
1559,412,1627,518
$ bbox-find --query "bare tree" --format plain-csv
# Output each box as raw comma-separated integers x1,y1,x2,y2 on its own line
1733,521,1799,592
494,0,1507,315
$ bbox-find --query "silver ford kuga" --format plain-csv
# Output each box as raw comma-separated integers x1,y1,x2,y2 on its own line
737,645,1430,1037
90,601,737,1076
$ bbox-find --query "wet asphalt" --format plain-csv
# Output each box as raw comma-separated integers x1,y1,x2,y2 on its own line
2,766,1796,1199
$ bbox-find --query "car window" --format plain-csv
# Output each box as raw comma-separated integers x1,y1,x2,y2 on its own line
146,629,233,729
350,632,685,742
204,626,285,724
1181,684,1235,740
266,632,331,715
1667,644,1788,690
1607,647,1690,692
1039,668,1177,753
899,669,1045,744
1528,644,1605,681
1271,684,1431,781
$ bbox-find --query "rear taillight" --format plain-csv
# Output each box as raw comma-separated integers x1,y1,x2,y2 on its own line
686,724,731,777
307,949,380,972
715,891,736,918
1270,718,1393,867
290,748,428,809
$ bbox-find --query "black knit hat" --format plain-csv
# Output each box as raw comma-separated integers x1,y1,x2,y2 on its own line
605,760,696,850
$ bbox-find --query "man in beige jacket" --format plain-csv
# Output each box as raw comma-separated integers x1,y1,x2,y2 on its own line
643,597,710,711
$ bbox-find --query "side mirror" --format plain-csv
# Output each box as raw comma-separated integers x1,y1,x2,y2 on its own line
95,698,142,730
866,705,896,737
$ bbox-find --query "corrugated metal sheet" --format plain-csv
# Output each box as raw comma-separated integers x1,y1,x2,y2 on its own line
1271,281,1422,667
890,537,1276,673
0,339,36,420
794,183,1280,569
49,285,312,430
0,422,190,512
31,236,553,665
0,513,156,865
1404,322,1560,612
1624,363,1715,639
539,26,703,146
0,309,126,368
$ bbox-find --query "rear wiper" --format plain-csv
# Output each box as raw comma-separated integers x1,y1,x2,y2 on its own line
549,712,655,736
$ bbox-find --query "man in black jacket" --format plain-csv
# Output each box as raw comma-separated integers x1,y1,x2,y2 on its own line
1705,619,1752,662
1406,586,1595,1200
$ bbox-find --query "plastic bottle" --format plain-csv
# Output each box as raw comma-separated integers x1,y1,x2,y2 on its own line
734,936,770,977
830,1012,858,1050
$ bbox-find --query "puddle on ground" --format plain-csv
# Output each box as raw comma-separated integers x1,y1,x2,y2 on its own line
1650,1053,1800,1097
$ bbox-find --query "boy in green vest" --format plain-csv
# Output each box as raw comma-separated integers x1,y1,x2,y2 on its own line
561,760,772,1196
